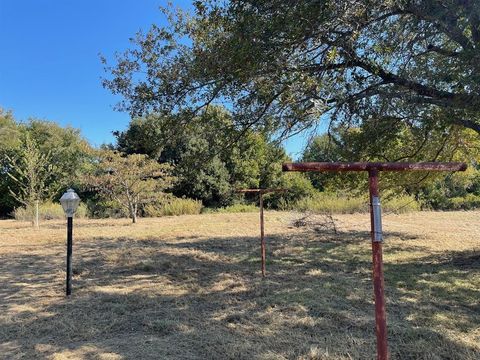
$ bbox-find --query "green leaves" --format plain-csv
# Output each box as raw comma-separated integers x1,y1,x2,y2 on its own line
84,150,174,222
113,106,290,207
0,112,93,217
103,0,480,159
5,134,58,227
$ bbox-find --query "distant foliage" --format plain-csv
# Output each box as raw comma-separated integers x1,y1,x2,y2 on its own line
383,195,421,214
114,106,291,207
84,198,126,219
302,133,480,211
5,135,57,227
447,194,480,210
262,173,317,209
419,166,480,210
0,109,92,219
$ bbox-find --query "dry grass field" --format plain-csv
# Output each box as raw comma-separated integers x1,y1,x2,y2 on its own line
0,211,479,359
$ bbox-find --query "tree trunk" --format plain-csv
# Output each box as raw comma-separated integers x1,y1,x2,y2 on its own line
127,201,137,223
125,189,137,223
34,200,39,229
29,201,39,229
128,202,136,223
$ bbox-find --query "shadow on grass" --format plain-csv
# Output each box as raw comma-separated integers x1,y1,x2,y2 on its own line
0,228,478,359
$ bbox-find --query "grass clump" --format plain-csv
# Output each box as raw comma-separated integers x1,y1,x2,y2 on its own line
144,196,203,217
291,192,420,214
14,201,87,220
293,193,367,214
203,203,259,214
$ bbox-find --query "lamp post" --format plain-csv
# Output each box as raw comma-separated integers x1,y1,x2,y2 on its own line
60,188,81,296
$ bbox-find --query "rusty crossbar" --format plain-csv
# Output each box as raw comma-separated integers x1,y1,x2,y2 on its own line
236,188,288,193
283,162,467,172
236,188,287,277
282,162,467,360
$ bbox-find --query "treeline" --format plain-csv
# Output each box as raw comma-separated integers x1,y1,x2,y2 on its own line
0,106,313,222
1,106,479,223
0,109,92,221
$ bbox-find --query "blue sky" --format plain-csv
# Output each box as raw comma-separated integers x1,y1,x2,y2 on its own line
0,0,309,158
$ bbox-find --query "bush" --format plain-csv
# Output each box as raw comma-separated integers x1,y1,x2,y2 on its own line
144,197,203,217
14,202,88,221
85,199,126,219
263,172,317,209
383,195,421,213
448,194,480,210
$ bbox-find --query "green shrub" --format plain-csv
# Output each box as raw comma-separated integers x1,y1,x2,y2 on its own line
85,198,127,219
263,172,316,209
383,195,421,213
14,202,87,221
275,197,291,211
448,194,480,210
144,197,203,217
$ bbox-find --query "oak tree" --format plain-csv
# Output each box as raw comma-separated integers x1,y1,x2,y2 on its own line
103,0,480,158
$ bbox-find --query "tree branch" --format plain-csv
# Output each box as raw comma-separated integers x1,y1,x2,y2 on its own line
453,118,480,133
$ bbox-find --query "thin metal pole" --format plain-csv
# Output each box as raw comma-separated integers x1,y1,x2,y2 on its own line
368,169,388,360
66,216,73,296
259,192,266,277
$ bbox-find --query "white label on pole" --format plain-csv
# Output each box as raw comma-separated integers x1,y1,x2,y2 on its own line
372,196,383,242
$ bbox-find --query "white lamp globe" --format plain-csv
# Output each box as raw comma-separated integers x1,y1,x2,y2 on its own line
60,189,81,217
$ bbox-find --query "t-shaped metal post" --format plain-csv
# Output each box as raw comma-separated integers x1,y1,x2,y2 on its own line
282,162,467,360
236,188,287,277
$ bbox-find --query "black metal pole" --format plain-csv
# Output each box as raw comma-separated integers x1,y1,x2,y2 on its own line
259,192,266,277
66,216,73,296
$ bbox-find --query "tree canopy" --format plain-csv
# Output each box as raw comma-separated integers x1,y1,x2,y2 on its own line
84,150,174,223
103,0,480,157
0,109,93,217
114,106,296,206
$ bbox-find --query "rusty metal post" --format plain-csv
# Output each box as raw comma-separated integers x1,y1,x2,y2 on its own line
368,169,388,360
282,161,467,360
259,192,266,277
236,188,287,277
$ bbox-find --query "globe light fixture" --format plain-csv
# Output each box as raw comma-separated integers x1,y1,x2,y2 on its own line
60,188,81,217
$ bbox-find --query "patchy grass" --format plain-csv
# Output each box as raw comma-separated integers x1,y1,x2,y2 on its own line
0,211,478,359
